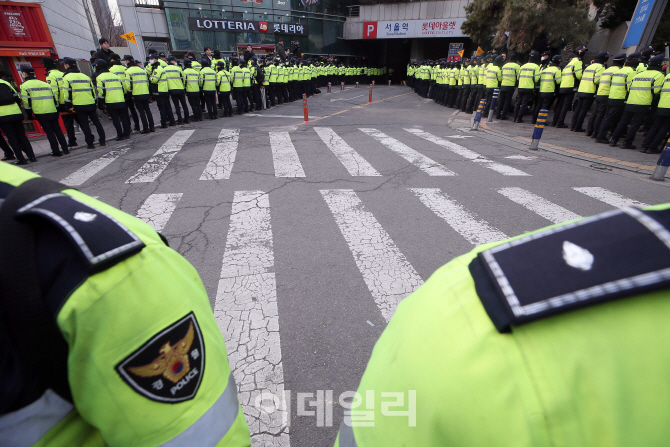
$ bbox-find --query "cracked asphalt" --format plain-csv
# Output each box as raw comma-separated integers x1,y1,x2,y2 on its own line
25,85,670,447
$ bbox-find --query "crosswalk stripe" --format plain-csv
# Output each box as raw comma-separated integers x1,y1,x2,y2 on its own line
200,129,239,180
270,131,305,178
313,127,381,176
213,191,290,446
404,129,531,176
321,189,424,322
126,130,194,183
61,148,129,186
411,188,508,245
498,187,581,223
573,187,650,208
135,193,183,232
359,128,456,176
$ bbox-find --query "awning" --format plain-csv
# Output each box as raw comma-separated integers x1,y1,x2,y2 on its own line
0,48,52,57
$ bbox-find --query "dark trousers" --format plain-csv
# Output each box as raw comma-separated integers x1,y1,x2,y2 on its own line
108,107,131,138
218,92,233,116
233,88,246,114
642,114,670,150
611,110,648,145
513,89,534,121
459,86,471,111
252,85,262,111
586,100,608,135
76,110,105,145
465,86,480,113
157,96,175,126
187,95,203,121
596,104,625,140
61,113,80,145
134,98,154,131
570,95,595,130
534,96,556,123
553,91,574,126
483,88,495,114
496,89,514,119
0,119,34,161
126,97,140,129
170,93,189,122
244,88,253,112
203,93,217,118
0,133,12,158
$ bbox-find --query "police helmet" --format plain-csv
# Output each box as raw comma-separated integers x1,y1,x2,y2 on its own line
648,55,668,66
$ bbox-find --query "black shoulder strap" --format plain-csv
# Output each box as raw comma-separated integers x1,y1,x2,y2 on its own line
0,177,73,401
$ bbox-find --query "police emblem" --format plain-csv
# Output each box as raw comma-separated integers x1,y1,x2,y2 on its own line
116,312,205,403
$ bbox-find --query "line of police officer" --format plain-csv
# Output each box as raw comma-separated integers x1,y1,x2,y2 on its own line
407,46,670,154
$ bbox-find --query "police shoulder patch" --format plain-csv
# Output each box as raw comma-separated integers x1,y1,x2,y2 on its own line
116,312,205,403
470,207,670,332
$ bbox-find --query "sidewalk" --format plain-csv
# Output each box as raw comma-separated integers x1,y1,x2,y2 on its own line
447,108,669,179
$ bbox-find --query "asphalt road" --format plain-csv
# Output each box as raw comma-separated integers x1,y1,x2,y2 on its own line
26,85,670,447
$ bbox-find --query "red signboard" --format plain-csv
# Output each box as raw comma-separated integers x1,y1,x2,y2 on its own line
0,1,54,48
363,22,377,39
1,10,31,37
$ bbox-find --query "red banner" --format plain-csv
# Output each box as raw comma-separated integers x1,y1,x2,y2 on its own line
1,10,31,38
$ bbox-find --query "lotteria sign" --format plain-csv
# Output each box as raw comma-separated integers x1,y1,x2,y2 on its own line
188,17,309,35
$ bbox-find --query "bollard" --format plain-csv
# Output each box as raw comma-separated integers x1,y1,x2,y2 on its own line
651,139,670,181
388,80,391,86
327,82,331,93
372,80,375,86
341,82,344,90
303,93,309,123
356,82,359,89
530,109,548,150
487,88,499,123
369,84,373,103
470,99,487,131
261,86,267,110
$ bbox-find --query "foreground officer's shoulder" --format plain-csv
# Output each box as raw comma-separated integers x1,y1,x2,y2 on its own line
469,205,670,332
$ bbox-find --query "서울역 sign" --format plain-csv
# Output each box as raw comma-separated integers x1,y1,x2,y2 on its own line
188,18,309,36
363,18,466,39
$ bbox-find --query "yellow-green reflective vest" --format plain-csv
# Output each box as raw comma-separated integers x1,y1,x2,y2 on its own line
183,68,200,93
658,73,670,109
0,79,22,119
125,65,150,97
578,63,605,94
95,71,126,105
163,65,184,91
231,66,245,88
45,69,67,105
151,66,169,94
596,66,620,97
539,66,562,93
559,57,583,89
0,162,252,447
518,63,540,90
608,66,636,100
200,67,217,92
501,62,520,87
216,70,232,92
20,78,57,115
485,65,501,88
63,72,96,106
626,70,665,106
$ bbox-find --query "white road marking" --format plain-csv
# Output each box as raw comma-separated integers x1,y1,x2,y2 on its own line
126,130,194,183
573,187,650,208
498,187,581,224
321,189,423,322
135,193,182,232
444,135,473,139
270,131,305,178
359,128,456,176
246,114,319,119
451,110,460,115
405,129,531,176
313,127,381,177
411,188,508,245
200,129,239,180
330,95,364,102
214,191,290,447
505,155,536,160
61,148,129,186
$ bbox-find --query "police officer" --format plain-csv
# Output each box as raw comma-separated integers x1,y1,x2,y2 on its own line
231,59,247,115
609,54,666,149
587,53,624,139
534,55,562,123
183,59,202,122
216,61,233,117
42,57,79,148
150,58,176,128
110,53,140,132
63,57,105,149
334,202,670,447
267,58,279,106
20,66,69,157
95,60,131,141
513,51,540,123
595,53,639,143
250,58,263,111
570,51,609,132
552,52,583,128
497,52,520,121
0,71,35,164
199,59,218,119
165,56,190,124
640,64,670,153
0,163,252,446
540,50,552,69
483,56,502,115
124,55,155,133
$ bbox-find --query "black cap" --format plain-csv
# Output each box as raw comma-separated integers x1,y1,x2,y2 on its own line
542,51,552,56
552,55,562,63
183,59,192,67
201,58,211,67
123,55,134,62
20,65,34,73
216,61,225,66
641,46,654,58
159,52,166,57
627,52,642,60
613,53,626,61
110,53,120,61
595,51,611,61
63,57,77,66
95,59,107,68
42,56,56,67
648,55,668,66
576,45,587,52
167,56,177,62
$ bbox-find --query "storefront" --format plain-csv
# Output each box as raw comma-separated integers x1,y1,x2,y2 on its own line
0,1,59,137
